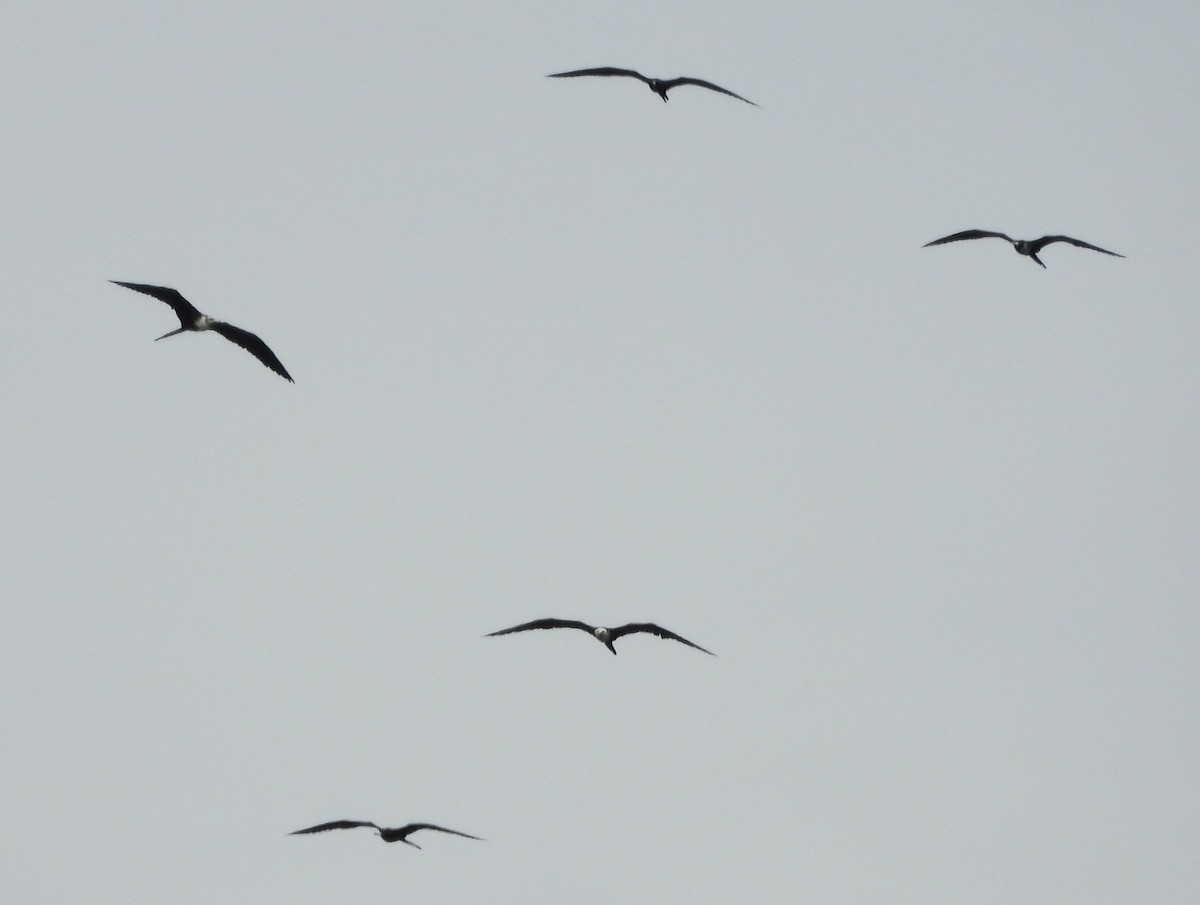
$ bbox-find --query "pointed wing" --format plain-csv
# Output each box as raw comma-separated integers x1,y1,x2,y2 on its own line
661,77,758,106
922,229,1013,248
210,321,294,382
402,823,483,841
290,820,378,835
486,617,594,637
610,623,716,655
547,67,650,84
111,280,202,325
1028,235,1124,257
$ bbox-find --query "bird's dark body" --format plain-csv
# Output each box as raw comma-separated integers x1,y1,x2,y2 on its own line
378,825,443,844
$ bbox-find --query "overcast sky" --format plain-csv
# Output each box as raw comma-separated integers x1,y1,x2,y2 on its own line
3,2,1198,903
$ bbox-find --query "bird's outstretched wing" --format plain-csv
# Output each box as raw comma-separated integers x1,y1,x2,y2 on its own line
402,823,483,841
111,280,203,325
923,229,1013,248
547,67,650,83
1028,235,1124,257
487,617,594,637
290,820,379,835
610,623,716,655
210,321,294,382
660,77,758,106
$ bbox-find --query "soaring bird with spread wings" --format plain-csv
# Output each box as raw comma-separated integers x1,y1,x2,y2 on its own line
289,820,482,848
547,67,758,106
487,618,715,656
111,281,293,381
922,230,1124,269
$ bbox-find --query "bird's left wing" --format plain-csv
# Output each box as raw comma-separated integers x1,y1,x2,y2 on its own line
610,623,716,655
486,617,593,637
110,280,203,323
1031,235,1124,257
210,321,294,382
665,77,758,106
923,229,1012,247
290,820,377,835
547,67,649,83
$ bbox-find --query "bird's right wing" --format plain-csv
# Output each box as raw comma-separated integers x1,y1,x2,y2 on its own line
110,281,203,324
611,623,716,655
486,618,593,637
406,823,484,840
290,820,378,835
665,77,758,106
210,321,294,382
922,229,1012,247
1032,235,1125,257
546,67,649,83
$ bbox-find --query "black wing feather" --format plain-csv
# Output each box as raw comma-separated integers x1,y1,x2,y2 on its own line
1028,235,1124,257
661,77,758,106
486,617,595,637
110,280,202,325
547,67,649,83
609,622,716,655
210,321,294,382
290,820,379,835
923,229,1013,248
399,823,483,841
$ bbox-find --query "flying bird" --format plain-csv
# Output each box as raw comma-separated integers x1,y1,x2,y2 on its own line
111,280,293,381
547,67,758,106
487,618,715,656
289,821,482,849
922,230,1124,269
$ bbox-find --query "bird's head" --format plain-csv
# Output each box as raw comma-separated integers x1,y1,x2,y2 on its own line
593,626,610,642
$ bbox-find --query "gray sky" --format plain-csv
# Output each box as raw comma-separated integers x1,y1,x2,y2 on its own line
3,2,1198,902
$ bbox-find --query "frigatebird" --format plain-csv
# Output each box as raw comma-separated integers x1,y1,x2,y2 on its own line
922,230,1124,269
111,280,293,381
487,618,715,656
547,67,758,106
289,820,482,848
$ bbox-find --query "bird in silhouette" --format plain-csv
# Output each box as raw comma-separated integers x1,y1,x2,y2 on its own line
487,618,715,655
111,280,293,381
922,230,1124,269
289,821,482,848
547,67,757,106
